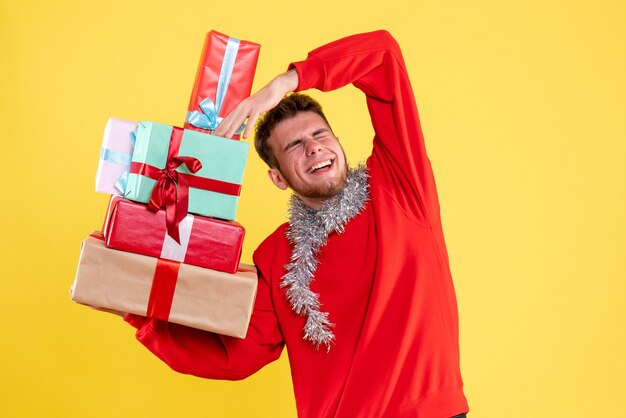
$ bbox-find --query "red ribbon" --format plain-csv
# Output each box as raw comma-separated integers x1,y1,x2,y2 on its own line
146,155,202,243
90,230,179,321
146,258,180,321
129,125,242,243
90,231,106,241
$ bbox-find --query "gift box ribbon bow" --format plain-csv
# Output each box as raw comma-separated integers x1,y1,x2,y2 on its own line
147,156,202,244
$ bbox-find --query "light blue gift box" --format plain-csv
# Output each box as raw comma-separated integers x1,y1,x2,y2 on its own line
124,121,249,221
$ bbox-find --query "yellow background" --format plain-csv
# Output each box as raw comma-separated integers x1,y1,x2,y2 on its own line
1,0,624,416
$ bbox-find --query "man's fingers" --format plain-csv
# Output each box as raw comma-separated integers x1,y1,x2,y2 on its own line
215,118,234,138
215,104,249,138
213,126,225,137
213,120,228,137
215,94,272,139
243,112,259,139
214,71,296,139
243,123,252,139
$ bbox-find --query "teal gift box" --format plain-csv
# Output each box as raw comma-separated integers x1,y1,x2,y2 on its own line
124,121,248,221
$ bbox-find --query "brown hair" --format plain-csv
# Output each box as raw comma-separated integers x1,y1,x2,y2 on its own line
254,93,331,168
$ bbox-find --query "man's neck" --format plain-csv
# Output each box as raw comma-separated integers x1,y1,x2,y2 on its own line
297,195,339,211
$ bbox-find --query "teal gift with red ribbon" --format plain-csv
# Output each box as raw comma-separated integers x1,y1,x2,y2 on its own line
124,121,249,242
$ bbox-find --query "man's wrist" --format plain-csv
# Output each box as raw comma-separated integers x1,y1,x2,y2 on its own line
276,69,299,94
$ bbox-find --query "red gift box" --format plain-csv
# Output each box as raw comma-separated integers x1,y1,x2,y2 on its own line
184,30,261,135
103,196,245,274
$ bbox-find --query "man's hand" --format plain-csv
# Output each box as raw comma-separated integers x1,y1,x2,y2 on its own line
214,69,299,139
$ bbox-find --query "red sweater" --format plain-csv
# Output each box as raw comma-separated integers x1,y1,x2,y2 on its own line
126,30,468,418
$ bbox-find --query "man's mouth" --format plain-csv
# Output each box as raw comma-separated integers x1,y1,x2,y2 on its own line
307,159,333,174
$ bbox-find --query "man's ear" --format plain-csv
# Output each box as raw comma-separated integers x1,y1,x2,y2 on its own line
267,168,289,190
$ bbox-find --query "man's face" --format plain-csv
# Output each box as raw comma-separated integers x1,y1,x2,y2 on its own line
267,111,348,209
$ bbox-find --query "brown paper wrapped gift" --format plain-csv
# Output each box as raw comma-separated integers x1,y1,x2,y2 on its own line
71,233,258,338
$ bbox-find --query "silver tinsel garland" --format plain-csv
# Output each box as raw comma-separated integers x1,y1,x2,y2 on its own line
282,164,370,351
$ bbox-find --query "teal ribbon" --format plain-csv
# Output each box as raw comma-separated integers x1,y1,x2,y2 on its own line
186,37,245,134
100,129,136,194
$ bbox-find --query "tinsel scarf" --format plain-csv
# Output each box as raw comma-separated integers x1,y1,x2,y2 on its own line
282,164,369,351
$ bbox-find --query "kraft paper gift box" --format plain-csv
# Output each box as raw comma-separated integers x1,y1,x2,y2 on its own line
71,233,258,338
103,196,245,274
185,30,260,135
95,118,137,195
123,121,249,226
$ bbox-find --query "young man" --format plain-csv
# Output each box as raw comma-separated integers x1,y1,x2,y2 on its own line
125,30,469,417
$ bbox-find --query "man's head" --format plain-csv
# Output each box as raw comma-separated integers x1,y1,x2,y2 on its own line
255,93,348,209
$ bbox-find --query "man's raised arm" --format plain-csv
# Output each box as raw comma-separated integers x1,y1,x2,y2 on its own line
219,30,441,224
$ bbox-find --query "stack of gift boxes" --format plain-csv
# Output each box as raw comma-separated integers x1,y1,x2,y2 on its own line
71,31,261,339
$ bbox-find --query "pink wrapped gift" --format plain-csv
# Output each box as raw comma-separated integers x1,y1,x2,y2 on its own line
95,118,137,195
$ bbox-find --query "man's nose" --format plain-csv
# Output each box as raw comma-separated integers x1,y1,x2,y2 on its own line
304,138,323,156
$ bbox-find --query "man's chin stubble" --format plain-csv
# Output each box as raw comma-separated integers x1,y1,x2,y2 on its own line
294,170,348,200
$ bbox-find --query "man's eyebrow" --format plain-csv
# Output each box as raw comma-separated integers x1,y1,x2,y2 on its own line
312,128,330,136
284,138,303,152
283,128,331,151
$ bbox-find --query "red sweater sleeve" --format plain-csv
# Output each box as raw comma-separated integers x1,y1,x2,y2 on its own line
290,30,440,225
124,266,284,380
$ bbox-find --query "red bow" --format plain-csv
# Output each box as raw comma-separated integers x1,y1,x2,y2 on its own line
148,156,202,243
